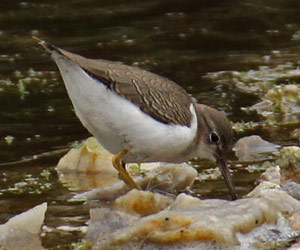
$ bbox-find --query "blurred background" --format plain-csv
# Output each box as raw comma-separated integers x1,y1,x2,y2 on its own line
0,0,299,248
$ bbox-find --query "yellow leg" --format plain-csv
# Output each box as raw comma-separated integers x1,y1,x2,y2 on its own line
112,148,141,190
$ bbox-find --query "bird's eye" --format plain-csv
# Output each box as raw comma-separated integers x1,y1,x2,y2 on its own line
210,131,220,143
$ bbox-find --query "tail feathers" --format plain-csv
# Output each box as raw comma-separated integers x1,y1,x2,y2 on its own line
32,36,61,55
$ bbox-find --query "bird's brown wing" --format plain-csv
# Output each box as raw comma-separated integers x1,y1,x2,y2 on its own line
40,40,193,126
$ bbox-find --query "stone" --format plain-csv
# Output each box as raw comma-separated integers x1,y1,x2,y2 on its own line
233,135,280,162
0,203,47,250
114,189,174,216
260,165,281,185
56,137,117,173
87,183,300,249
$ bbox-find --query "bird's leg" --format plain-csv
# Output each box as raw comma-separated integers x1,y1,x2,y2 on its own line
112,148,141,190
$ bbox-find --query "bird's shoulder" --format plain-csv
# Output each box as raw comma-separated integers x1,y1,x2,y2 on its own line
60,48,194,126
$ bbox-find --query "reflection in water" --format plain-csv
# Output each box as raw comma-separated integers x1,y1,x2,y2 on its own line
58,172,118,191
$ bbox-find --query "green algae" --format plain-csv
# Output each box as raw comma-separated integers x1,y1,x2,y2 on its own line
250,84,300,123
206,63,300,125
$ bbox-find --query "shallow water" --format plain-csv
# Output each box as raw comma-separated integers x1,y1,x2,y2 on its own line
0,0,299,248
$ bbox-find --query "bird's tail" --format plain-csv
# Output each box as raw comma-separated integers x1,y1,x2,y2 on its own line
32,36,60,55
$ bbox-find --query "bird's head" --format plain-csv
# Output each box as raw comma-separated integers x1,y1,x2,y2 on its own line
194,104,236,200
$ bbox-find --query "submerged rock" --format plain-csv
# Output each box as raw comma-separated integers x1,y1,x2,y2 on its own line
73,163,197,200
84,183,300,249
233,135,280,162
0,202,47,250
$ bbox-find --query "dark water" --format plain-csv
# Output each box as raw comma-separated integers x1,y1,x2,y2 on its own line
0,0,300,248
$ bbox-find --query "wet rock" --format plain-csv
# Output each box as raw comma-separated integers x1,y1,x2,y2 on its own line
114,189,174,216
73,163,197,200
56,137,119,191
233,135,280,162
88,183,300,249
56,137,117,174
250,99,274,117
0,202,47,250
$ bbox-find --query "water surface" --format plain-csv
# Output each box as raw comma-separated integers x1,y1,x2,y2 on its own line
0,0,299,248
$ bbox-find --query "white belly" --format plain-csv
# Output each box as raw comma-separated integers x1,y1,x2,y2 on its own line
52,52,198,163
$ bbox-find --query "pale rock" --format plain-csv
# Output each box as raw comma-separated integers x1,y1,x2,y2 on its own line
114,189,174,216
246,181,281,197
0,202,47,250
56,137,116,173
233,135,280,162
260,165,281,184
89,183,300,249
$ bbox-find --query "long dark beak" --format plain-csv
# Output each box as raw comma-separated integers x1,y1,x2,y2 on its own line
218,158,237,200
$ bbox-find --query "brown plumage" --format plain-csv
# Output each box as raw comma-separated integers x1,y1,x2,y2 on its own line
44,43,193,127
34,37,237,200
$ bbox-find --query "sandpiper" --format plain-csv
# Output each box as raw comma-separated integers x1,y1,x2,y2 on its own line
34,37,237,200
